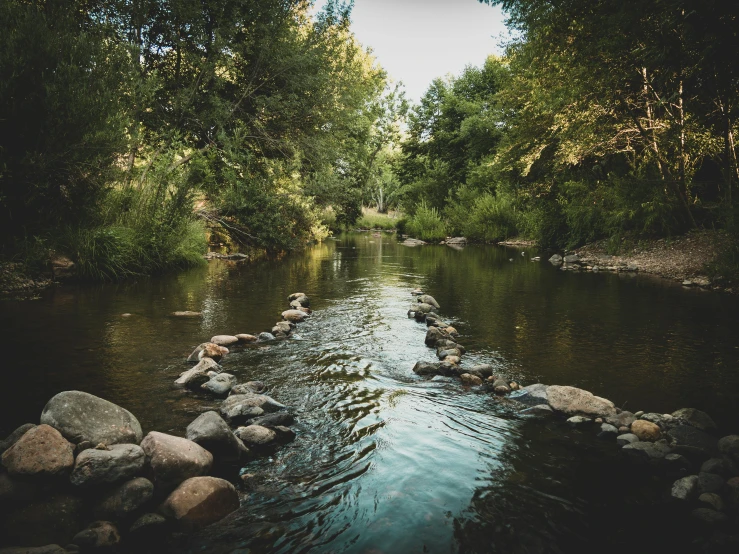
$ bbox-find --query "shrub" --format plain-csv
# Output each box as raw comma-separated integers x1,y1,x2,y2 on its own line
463,193,518,242
407,202,447,241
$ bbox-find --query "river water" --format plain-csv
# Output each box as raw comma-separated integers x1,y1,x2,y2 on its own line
2,232,738,553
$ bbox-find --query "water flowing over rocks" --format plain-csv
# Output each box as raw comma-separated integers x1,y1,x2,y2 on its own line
40,391,143,446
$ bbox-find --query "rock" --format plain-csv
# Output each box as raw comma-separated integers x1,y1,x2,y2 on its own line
640,412,673,429
546,385,616,417
40,391,143,446
460,374,483,386
50,256,76,279
257,332,276,342
187,342,228,363
186,411,249,464
671,408,717,431
509,382,520,391
0,495,84,547
415,303,435,315
93,477,154,520
2,425,74,479
594,418,603,424
468,364,494,378
272,321,293,336
424,327,449,347
691,508,728,526
634,411,644,417
664,453,692,472
418,295,440,309
519,404,554,417
598,423,619,439
618,426,630,434
698,472,725,494
727,477,739,507
445,326,459,337
622,441,671,462
128,513,168,539
220,394,285,420
701,457,738,478
0,423,36,456
605,411,635,428
563,254,579,263
671,475,700,501
402,238,426,247
172,311,201,317
234,425,277,448
72,521,120,550
567,416,592,427
140,432,213,491
230,381,267,395
210,335,239,347
272,426,296,444
437,348,461,360
617,433,639,446
201,373,237,397
443,356,461,365
70,444,145,487
235,334,258,343
491,379,510,394
287,292,307,302
175,357,220,388
718,435,739,463
549,254,563,266
668,426,719,459
412,361,454,377
159,476,239,531
282,310,308,323
251,413,296,428
0,472,49,511
631,420,661,441
509,384,549,407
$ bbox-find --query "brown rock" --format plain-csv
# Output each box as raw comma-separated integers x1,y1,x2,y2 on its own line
631,420,661,441
235,426,277,447
159,477,239,531
546,385,617,417
460,374,483,386
172,311,202,317
140,432,213,491
445,326,459,337
281,309,308,323
235,334,258,343
210,335,239,347
443,356,461,365
1,425,74,479
187,343,228,363
287,292,306,301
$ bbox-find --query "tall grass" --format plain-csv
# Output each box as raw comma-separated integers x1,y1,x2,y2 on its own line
407,202,447,241
356,208,400,230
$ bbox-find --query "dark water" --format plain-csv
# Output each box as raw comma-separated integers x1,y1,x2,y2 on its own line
2,232,739,553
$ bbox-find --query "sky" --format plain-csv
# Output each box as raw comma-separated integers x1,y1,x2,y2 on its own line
332,0,511,104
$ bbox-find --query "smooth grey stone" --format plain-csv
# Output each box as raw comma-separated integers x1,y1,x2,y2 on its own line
671,475,699,501
70,444,145,487
519,404,554,417
698,492,724,512
567,416,592,426
93,477,154,520
698,471,725,494
617,433,640,447
672,408,717,431
186,411,249,464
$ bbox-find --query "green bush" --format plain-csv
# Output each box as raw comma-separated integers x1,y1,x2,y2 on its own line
356,210,398,230
463,193,518,242
407,202,447,241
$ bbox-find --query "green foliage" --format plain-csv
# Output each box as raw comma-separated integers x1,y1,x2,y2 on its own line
464,193,518,242
356,209,399,230
407,202,447,241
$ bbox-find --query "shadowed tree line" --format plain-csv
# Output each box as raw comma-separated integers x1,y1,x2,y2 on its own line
396,0,739,267
0,0,405,279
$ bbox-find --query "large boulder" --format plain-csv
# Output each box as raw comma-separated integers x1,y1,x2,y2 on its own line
70,444,145,487
93,477,154,520
282,310,308,323
72,521,121,550
671,408,717,432
200,373,236,397
1,425,74,479
546,385,616,417
159,477,239,531
140,432,213,491
667,426,719,460
40,391,143,446
186,411,249,464
220,394,285,421
0,494,84,547
0,423,36,457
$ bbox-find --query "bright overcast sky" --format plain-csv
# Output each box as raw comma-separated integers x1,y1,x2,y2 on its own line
329,0,511,104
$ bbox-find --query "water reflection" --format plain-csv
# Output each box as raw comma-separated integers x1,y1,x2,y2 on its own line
1,233,738,552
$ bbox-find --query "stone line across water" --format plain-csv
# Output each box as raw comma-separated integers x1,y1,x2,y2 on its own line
0,292,313,552
407,288,739,548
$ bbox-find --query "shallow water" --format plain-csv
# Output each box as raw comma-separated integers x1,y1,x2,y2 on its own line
2,232,738,553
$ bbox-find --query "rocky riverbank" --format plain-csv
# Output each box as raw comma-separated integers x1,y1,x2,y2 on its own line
553,230,732,292
0,292,313,552
406,289,739,550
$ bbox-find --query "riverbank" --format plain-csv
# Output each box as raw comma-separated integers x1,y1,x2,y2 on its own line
573,229,732,291
0,261,53,298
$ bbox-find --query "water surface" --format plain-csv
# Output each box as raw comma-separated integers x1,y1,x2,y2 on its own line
2,233,738,553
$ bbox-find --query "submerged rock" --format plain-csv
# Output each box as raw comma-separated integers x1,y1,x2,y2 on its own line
258,332,276,342
220,394,285,420
549,254,563,266
40,391,143,446
159,476,239,531
622,441,671,463
1,425,74,479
